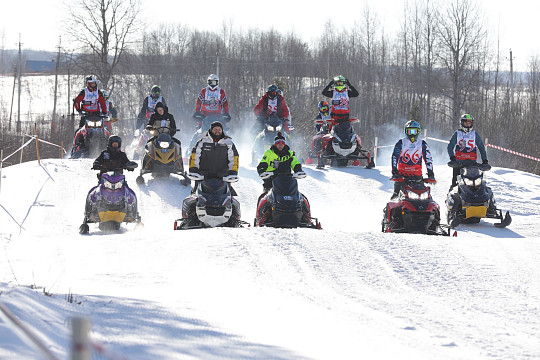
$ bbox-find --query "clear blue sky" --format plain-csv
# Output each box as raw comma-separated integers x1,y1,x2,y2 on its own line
2,0,538,71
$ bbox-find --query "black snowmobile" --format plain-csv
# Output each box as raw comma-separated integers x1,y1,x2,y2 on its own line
254,173,321,229
446,163,511,228
174,171,247,230
382,175,449,236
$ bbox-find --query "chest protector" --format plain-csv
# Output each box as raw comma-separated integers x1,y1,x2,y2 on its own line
266,98,279,115
397,138,424,176
331,90,350,113
202,87,223,114
153,118,172,131
82,88,100,112
454,130,477,161
146,96,163,118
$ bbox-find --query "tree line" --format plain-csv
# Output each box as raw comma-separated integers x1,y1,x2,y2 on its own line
0,0,538,175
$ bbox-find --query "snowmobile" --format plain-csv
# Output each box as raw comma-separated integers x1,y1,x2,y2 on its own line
315,118,374,169
254,173,321,229
186,113,230,157
174,171,247,229
382,175,449,236
251,115,292,166
446,163,511,228
71,112,111,159
136,126,190,186
79,162,142,234
127,125,151,161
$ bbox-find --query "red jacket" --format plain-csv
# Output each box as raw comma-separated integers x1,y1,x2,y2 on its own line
253,94,290,119
74,86,108,114
195,87,229,116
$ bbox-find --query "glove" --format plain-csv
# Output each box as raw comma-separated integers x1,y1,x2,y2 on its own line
293,171,306,179
450,156,456,161
91,164,101,170
480,159,491,171
259,172,273,180
223,174,239,183
391,169,399,177
447,159,460,168
222,113,231,122
192,111,204,120
345,79,351,85
426,172,436,183
77,109,82,114
482,159,489,164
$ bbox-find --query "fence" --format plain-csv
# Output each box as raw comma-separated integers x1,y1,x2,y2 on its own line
0,124,66,195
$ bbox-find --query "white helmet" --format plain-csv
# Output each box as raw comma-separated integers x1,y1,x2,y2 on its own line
207,74,219,90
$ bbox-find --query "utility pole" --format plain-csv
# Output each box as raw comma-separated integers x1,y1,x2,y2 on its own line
216,55,220,77
509,49,515,111
17,34,22,133
52,37,61,130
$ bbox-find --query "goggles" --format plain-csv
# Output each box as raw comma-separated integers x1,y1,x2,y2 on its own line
320,106,329,113
268,91,277,98
208,80,218,87
335,81,344,87
406,128,420,136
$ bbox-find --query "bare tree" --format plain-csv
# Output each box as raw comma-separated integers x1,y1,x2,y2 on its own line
64,0,142,88
435,0,487,122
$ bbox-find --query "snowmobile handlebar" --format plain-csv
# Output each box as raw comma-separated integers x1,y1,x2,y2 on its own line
92,161,138,172
447,161,491,172
391,174,434,184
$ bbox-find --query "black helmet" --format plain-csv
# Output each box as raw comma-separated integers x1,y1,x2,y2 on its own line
151,85,161,99
108,135,122,152
267,84,279,100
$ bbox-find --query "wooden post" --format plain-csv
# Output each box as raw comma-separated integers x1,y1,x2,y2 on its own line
61,141,64,158
19,135,24,164
71,317,91,360
423,128,428,140
35,123,41,165
373,137,378,166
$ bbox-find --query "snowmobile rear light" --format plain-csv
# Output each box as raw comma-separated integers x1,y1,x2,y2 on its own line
406,188,430,200
104,178,124,190
159,141,170,149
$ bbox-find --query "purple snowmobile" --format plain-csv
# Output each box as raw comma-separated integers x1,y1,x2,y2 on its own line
79,161,142,234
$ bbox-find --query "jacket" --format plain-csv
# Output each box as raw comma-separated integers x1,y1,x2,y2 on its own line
189,132,239,178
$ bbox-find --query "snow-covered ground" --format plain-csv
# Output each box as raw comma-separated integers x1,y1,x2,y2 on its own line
1,157,539,359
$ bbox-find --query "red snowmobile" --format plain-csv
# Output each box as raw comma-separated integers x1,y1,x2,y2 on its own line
382,175,450,236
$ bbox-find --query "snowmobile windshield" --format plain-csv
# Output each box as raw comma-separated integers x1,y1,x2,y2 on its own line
101,173,125,190
201,178,229,196
333,122,354,138
155,133,172,149
272,176,299,199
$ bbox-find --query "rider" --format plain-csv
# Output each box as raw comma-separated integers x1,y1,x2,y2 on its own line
253,84,291,133
189,121,239,194
101,90,118,131
256,132,305,192
390,120,435,200
322,75,359,123
92,135,131,182
137,85,166,130
447,113,489,190
74,75,108,129
192,74,231,127
146,102,180,144
314,100,332,133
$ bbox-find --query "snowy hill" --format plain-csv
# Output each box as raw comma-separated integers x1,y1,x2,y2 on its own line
1,159,540,359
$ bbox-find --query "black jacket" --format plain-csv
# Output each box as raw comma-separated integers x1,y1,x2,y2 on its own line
93,149,130,174
147,102,177,134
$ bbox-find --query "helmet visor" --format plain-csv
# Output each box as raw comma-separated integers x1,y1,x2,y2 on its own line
320,105,329,113
335,80,344,87
208,79,218,87
406,128,420,136
268,91,277,99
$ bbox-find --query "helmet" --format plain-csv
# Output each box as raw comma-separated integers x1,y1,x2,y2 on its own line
207,74,219,90
318,100,330,115
150,85,161,99
404,120,421,142
107,135,122,152
267,84,279,100
460,113,474,133
102,90,109,100
333,75,346,91
86,75,99,88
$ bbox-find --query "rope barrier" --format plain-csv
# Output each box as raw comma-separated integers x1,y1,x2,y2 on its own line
0,136,36,163
23,134,67,154
486,143,540,162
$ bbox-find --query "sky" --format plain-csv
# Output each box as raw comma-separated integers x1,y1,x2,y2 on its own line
2,0,540,71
